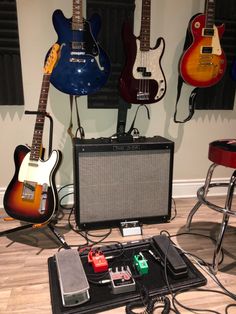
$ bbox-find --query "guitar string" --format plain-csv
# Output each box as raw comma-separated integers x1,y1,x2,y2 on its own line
143,1,150,103
144,51,147,101
140,50,148,103
144,51,149,102
145,0,149,102
140,50,143,101
138,50,142,102
146,50,149,101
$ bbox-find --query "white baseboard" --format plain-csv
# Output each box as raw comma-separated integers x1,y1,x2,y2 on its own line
0,188,5,210
172,178,229,198
0,178,230,209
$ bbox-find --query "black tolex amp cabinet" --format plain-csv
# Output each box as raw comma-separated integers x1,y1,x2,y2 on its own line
73,136,174,229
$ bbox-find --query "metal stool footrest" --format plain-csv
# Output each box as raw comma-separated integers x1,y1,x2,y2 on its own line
197,183,236,216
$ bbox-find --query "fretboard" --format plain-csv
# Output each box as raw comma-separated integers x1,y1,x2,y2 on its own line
205,0,215,29
72,0,83,31
140,0,151,51
30,74,50,162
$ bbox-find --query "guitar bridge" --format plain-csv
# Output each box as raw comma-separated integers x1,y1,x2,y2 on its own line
137,91,150,100
22,181,36,201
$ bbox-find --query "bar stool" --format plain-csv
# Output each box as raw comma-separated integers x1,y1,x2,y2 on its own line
186,139,236,273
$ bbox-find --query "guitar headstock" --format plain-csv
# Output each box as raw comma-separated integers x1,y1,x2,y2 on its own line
44,43,60,74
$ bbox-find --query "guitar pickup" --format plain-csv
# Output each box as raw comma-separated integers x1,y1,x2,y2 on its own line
203,28,214,37
201,47,213,54
137,67,151,77
137,67,146,72
71,41,85,50
39,183,48,214
143,71,151,77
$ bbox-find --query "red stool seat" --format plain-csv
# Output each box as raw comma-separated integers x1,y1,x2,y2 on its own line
208,139,236,168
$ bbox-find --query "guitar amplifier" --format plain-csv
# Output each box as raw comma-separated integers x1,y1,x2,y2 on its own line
73,136,174,229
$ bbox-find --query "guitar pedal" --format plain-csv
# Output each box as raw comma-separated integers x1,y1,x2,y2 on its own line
88,250,108,273
109,266,136,294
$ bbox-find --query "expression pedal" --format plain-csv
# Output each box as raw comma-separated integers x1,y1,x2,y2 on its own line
55,249,90,307
109,266,136,294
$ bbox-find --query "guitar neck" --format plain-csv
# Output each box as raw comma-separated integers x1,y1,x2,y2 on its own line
205,0,215,28
30,74,50,162
140,0,151,51
72,0,83,30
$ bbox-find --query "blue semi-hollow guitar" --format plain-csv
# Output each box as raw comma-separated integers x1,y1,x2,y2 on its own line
50,0,111,96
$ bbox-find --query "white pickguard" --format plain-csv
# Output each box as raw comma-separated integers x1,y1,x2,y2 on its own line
201,25,222,55
211,25,222,55
18,150,58,186
133,38,166,100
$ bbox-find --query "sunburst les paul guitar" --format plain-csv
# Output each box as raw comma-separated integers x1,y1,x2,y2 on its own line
3,44,62,224
119,0,166,105
179,0,226,88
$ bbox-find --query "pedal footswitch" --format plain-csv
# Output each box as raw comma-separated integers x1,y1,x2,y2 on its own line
109,266,136,294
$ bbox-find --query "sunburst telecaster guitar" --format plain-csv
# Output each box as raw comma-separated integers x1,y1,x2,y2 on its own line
179,0,226,88
3,44,62,224
119,0,166,104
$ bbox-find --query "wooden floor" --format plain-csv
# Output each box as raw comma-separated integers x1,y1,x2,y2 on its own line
1,196,236,314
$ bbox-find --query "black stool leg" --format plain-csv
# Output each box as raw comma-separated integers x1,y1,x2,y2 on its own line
186,163,217,230
212,170,236,273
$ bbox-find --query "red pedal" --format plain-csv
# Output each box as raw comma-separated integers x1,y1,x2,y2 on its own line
88,251,108,273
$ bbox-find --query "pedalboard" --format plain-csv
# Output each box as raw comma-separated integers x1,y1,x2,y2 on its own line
109,266,136,294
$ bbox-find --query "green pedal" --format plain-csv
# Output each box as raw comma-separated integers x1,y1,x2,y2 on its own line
133,252,149,275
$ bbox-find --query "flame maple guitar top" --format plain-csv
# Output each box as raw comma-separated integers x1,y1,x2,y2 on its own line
179,14,226,88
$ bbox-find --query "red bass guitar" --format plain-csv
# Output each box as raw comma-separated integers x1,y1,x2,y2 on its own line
119,0,166,104
179,0,226,88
